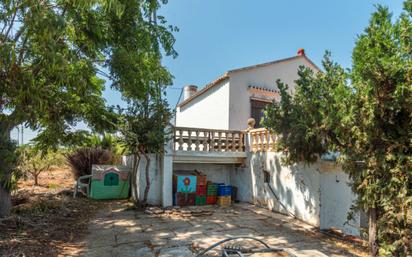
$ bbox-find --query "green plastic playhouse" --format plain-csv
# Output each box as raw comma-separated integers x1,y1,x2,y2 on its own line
89,165,130,200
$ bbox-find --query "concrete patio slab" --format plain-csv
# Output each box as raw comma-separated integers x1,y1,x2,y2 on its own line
79,201,367,257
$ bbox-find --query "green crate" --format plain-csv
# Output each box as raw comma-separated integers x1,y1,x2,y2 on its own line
207,184,218,196
195,195,207,205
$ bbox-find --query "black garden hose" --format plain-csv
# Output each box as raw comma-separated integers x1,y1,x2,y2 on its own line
196,236,283,257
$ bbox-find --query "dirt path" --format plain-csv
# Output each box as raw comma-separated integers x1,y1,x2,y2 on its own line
79,201,369,257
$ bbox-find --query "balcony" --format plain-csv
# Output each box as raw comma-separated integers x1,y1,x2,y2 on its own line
172,127,247,164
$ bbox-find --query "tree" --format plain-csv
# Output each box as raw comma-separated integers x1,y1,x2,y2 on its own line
120,89,172,206
263,3,411,256
18,146,60,186
0,0,177,217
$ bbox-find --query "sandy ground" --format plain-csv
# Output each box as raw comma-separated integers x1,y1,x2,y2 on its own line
0,167,102,257
1,168,370,257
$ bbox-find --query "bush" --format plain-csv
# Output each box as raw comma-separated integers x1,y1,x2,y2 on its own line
66,148,112,179
82,133,124,164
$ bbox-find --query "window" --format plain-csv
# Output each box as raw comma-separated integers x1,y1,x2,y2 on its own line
250,99,269,128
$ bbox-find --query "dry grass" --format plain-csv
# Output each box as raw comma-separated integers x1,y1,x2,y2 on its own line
0,167,102,257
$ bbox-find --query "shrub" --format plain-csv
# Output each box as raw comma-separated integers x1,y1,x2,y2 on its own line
66,148,112,179
82,133,124,164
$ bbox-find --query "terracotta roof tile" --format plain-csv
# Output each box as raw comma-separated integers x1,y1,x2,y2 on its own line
177,73,229,108
177,54,319,108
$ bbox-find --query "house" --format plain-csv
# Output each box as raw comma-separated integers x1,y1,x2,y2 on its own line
175,49,319,130
127,49,363,238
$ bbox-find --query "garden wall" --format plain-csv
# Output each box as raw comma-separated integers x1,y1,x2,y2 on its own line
122,154,163,205
123,151,361,236
232,151,361,236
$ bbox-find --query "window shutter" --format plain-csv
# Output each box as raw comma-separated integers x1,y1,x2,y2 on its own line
250,100,269,128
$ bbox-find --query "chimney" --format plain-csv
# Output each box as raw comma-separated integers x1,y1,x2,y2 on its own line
297,48,305,56
183,85,198,101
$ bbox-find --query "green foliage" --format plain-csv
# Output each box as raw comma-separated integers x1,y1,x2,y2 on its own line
263,53,352,164
17,145,62,185
263,2,412,255
119,87,172,205
120,98,172,156
87,133,118,150
0,124,20,191
0,0,176,149
0,0,176,215
81,132,125,163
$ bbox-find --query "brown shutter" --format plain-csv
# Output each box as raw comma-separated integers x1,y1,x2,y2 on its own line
250,100,269,128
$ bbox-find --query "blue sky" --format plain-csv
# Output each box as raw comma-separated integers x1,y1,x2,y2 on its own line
13,0,405,143
104,0,405,108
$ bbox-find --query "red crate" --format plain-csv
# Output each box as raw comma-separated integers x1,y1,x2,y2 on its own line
196,185,207,195
206,195,217,205
196,174,207,186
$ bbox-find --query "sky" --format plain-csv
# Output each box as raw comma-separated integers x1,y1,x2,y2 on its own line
12,0,406,144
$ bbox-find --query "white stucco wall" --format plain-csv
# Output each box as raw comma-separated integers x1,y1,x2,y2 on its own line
320,168,360,236
122,143,360,236
232,151,360,236
228,56,318,130
173,163,233,185
242,152,322,226
175,80,230,129
123,154,163,205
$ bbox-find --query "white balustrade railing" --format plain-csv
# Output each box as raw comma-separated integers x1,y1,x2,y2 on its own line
249,128,277,152
173,127,245,152
173,126,276,153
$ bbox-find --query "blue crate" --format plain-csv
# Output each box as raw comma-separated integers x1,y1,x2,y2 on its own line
217,185,232,196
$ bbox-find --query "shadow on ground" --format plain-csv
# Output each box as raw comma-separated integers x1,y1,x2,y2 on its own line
78,201,369,257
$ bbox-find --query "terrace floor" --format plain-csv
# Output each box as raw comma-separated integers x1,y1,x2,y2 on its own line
78,201,368,257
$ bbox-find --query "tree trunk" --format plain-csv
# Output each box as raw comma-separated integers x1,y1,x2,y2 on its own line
34,173,39,186
0,121,14,217
131,154,140,203
142,153,151,205
0,184,11,218
369,208,379,256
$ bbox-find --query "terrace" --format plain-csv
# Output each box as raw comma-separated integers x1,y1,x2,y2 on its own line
171,126,276,164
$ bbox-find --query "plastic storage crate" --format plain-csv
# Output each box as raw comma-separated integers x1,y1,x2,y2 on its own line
217,185,232,196
217,196,231,207
196,185,207,195
207,184,218,196
206,195,217,205
195,195,207,205
196,174,207,186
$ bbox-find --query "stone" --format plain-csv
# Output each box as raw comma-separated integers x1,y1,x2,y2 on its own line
113,246,153,257
80,246,114,257
158,246,194,257
81,201,367,257
149,238,169,246
85,234,116,249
